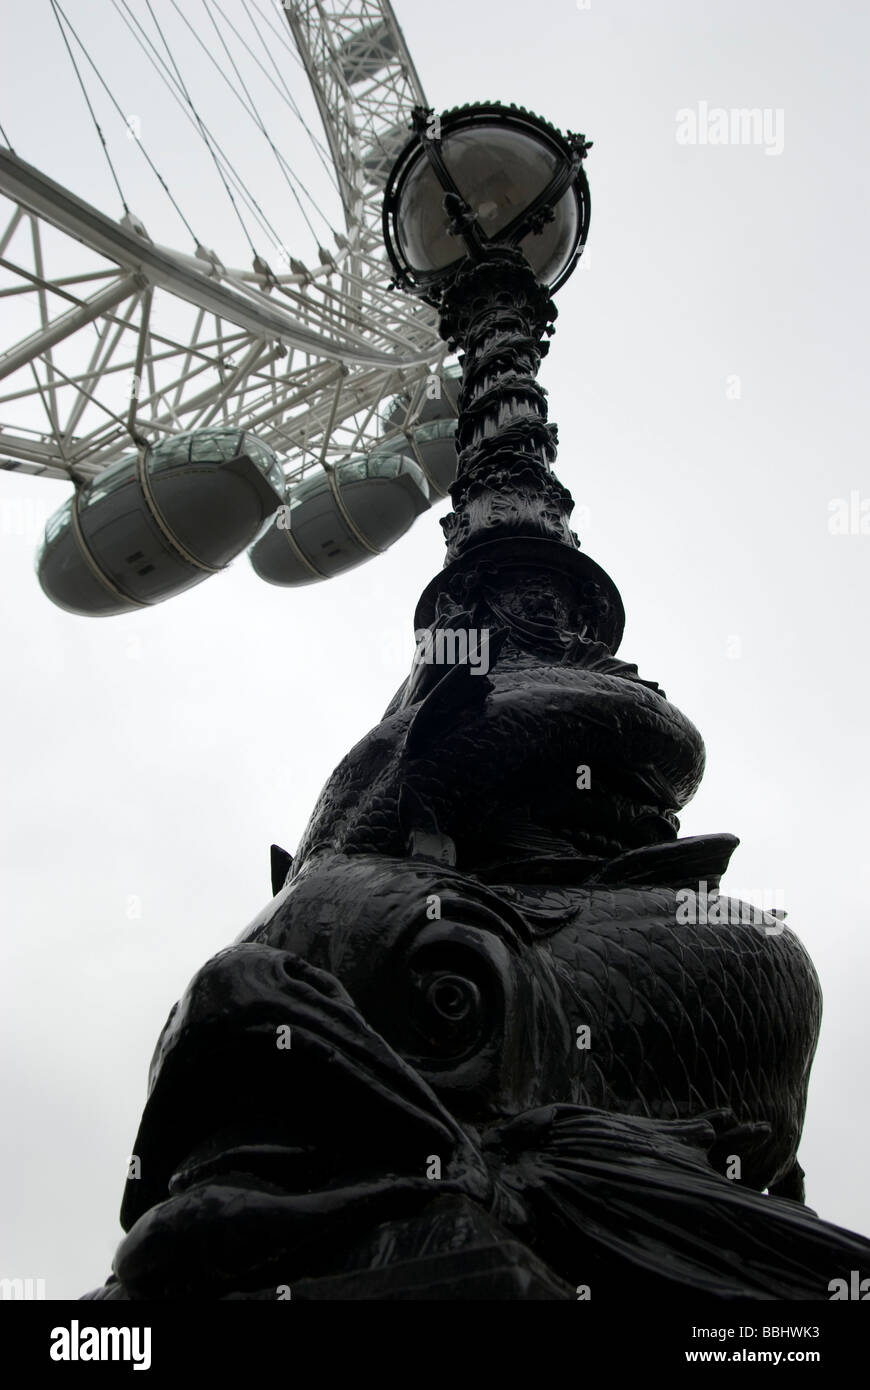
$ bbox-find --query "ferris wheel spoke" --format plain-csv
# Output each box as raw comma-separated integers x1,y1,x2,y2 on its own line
0,150,434,362
59,292,147,442
0,177,439,481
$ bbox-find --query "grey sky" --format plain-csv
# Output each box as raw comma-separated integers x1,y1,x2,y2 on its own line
1,0,868,1298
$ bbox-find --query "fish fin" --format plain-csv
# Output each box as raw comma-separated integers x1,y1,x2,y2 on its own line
494,1105,867,1298
594,833,740,888
270,844,293,896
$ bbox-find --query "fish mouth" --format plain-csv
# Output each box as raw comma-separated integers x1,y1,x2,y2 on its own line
115,948,488,1298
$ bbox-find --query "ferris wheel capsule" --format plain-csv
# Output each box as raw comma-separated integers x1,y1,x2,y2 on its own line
248,450,430,587
36,428,285,617
384,363,460,497
402,418,458,498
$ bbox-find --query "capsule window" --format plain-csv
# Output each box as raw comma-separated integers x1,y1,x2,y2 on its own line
416,419,457,443
85,453,138,506
43,498,73,547
242,438,286,497
368,452,401,479
189,430,243,463
339,459,368,484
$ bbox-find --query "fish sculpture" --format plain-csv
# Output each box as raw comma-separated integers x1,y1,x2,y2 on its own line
85,603,870,1300
85,116,870,1300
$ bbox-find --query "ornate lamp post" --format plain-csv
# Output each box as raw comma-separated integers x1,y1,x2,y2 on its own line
88,102,870,1304
382,105,621,622
382,103,631,813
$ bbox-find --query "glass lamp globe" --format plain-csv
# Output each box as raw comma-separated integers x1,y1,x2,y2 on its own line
383,103,590,299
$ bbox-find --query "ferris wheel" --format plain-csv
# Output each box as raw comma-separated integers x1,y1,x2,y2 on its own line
0,0,460,613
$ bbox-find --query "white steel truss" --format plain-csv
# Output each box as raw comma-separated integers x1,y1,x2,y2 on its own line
0,1,441,489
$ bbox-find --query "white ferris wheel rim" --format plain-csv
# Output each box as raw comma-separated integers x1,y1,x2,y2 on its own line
0,1,447,489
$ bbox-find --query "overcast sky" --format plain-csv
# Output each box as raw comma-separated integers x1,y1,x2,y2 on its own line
1,0,869,1299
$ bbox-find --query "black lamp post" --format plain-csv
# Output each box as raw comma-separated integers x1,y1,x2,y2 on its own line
383,101,623,653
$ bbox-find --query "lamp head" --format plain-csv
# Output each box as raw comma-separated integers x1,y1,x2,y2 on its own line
383,102,591,304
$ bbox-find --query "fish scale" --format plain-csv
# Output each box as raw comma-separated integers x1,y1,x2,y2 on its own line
530,889,821,1190
295,662,707,865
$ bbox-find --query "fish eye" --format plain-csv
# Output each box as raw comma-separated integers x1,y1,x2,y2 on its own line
423,973,479,1022
399,930,503,1063
345,911,518,1073
410,968,483,1051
